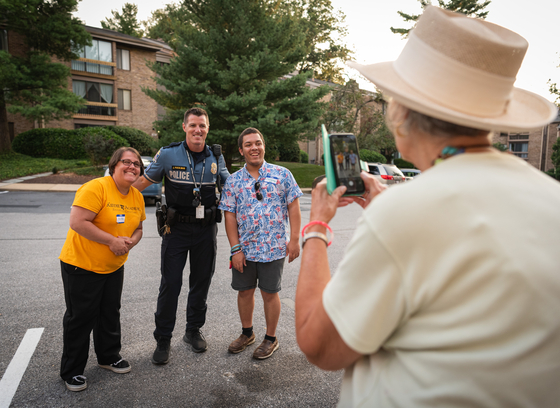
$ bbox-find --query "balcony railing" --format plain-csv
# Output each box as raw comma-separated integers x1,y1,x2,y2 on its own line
74,102,118,119
71,58,116,76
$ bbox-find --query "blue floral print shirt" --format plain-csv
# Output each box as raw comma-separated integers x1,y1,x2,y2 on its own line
218,161,302,262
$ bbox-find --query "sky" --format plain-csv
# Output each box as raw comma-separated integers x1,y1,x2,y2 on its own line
74,0,560,103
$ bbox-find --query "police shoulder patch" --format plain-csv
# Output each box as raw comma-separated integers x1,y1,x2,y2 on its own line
153,149,162,163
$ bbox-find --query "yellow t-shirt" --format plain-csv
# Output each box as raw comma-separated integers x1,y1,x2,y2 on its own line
59,176,146,274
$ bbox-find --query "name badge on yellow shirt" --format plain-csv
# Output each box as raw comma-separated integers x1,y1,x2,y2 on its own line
116,214,125,224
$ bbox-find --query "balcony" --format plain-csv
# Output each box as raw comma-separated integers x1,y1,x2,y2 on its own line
71,58,116,79
74,102,118,121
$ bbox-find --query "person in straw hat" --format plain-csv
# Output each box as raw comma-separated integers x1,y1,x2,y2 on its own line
295,6,560,407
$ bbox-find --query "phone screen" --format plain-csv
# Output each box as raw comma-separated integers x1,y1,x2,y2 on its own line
329,133,365,195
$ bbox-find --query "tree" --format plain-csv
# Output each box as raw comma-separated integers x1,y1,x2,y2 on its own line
143,0,330,167
549,54,560,108
101,3,144,38
291,0,352,84
321,79,396,160
145,0,352,84
390,0,491,38
0,0,91,153
551,136,560,180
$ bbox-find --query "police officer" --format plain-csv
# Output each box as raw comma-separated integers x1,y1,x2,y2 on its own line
133,107,229,364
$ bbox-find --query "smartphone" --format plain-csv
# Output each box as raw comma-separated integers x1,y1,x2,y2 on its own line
329,133,365,196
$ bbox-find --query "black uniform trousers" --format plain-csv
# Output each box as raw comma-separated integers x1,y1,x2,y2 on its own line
60,261,124,381
154,221,217,339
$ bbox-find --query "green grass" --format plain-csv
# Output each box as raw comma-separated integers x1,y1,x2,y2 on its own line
0,151,324,187
0,151,104,181
232,161,325,188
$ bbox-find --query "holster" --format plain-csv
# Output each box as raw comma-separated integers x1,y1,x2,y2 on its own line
156,202,167,236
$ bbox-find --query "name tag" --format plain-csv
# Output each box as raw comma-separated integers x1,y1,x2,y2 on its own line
116,214,125,224
196,205,205,219
264,177,278,184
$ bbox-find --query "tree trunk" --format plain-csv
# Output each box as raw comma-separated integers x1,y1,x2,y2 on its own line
0,90,11,153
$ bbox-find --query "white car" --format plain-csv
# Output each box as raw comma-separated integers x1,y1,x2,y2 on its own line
400,168,421,181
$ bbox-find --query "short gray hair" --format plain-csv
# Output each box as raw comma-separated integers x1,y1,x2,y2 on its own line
387,100,491,139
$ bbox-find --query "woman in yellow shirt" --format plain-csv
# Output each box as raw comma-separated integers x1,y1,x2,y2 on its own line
59,147,146,392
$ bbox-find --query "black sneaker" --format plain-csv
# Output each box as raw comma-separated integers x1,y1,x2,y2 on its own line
183,328,207,353
65,375,87,392
152,338,171,365
98,358,131,374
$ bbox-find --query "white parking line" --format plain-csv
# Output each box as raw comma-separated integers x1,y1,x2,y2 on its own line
0,328,44,408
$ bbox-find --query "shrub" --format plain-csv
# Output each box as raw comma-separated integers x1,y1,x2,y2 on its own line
76,127,129,166
12,128,87,159
105,126,156,156
278,140,301,162
300,150,309,163
493,142,508,152
359,149,386,164
393,158,415,168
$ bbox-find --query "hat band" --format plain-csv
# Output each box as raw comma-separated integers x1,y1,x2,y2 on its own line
394,33,515,118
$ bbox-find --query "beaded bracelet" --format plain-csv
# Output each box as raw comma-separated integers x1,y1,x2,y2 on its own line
301,220,333,246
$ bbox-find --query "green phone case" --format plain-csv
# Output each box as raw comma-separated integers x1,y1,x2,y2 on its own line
322,124,367,196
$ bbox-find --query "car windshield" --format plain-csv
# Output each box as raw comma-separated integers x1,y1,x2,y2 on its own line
383,165,404,176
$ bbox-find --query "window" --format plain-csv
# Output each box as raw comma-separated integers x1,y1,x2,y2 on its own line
509,142,528,159
0,30,7,52
117,49,130,70
76,39,112,62
118,89,131,110
72,39,113,75
73,80,113,103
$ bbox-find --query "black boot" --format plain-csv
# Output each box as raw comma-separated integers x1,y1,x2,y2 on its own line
183,328,207,353
152,337,171,365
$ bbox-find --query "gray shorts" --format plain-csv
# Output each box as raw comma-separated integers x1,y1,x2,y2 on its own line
232,258,285,293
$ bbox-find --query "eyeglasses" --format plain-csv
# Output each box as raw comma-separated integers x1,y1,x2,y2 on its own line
254,182,263,201
119,159,142,168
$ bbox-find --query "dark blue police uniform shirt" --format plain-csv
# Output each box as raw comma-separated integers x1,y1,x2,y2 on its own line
145,141,230,215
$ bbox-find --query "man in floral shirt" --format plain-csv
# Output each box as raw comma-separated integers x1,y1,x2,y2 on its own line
218,127,302,359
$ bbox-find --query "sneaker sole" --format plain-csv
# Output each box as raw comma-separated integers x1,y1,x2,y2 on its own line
66,382,87,392
183,334,208,353
98,363,131,374
253,342,279,360
228,337,256,354
151,356,170,365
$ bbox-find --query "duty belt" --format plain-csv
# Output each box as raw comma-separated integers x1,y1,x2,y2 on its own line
177,214,205,223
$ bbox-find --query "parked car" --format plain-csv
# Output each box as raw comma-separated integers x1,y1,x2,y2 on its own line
368,163,401,185
400,168,421,181
104,155,162,204
383,164,406,183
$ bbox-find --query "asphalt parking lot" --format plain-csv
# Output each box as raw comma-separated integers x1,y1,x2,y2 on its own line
0,191,364,407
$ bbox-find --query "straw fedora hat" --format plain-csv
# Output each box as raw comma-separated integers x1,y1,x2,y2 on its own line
348,6,557,132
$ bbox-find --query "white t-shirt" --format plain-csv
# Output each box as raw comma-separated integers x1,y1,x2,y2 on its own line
323,152,560,408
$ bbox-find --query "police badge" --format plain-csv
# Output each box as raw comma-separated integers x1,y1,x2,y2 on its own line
211,162,217,174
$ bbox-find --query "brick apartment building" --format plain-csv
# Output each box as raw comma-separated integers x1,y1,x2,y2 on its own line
2,26,173,141
492,112,560,172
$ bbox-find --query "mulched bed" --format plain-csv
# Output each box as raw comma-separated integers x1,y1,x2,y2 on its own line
21,173,100,184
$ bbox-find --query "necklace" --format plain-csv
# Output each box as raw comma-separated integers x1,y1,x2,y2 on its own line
433,144,492,166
